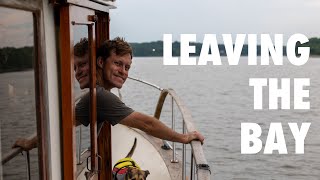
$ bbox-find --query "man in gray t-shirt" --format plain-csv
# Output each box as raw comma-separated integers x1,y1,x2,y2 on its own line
76,85,133,127
74,37,204,145
13,37,205,151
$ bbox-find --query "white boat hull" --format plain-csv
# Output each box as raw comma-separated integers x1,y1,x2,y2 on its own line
111,124,171,180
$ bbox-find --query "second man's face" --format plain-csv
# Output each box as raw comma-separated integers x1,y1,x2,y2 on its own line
74,52,132,90
74,53,90,89
103,52,132,91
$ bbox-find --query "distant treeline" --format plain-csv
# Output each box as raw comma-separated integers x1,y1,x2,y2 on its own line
130,38,320,57
298,37,320,55
130,41,266,57
1,38,319,73
0,46,34,73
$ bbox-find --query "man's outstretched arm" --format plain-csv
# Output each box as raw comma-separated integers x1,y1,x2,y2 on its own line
119,112,205,144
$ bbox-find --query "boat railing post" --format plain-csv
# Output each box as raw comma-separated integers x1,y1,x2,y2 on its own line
171,96,178,163
77,126,82,165
182,121,186,180
190,152,195,180
25,151,31,180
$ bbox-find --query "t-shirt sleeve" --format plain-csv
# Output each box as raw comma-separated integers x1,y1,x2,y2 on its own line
75,87,134,126
75,92,91,126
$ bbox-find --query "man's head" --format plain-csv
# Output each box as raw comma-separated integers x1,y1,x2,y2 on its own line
96,37,133,91
74,38,89,89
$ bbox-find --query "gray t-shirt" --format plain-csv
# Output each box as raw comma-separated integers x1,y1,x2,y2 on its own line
75,86,134,127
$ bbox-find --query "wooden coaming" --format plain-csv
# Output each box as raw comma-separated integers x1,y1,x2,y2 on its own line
60,4,77,180
154,88,211,179
95,11,112,180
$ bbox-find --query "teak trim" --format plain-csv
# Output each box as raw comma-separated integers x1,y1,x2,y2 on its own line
60,4,76,180
60,4,112,179
96,12,112,180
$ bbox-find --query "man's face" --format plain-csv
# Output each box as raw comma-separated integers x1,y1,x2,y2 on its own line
74,53,90,89
103,52,132,90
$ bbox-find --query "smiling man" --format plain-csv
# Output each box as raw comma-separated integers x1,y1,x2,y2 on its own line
75,37,205,144
14,37,204,151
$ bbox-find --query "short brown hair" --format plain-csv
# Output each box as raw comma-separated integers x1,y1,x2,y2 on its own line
96,37,133,87
97,37,132,60
74,38,88,57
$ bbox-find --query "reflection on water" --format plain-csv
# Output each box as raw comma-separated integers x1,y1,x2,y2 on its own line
0,70,38,180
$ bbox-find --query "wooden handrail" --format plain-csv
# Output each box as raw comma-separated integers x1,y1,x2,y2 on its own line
155,89,211,179
1,147,23,165
1,132,37,165
154,89,169,119
129,77,211,179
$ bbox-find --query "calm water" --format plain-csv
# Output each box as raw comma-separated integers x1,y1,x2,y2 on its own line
120,57,320,180
1,57,320,179
0,70,38,180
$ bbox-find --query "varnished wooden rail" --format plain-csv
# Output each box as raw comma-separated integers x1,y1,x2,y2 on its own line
1,147,23,165
1,146,32,180
128,77,211,180
1,132,37,166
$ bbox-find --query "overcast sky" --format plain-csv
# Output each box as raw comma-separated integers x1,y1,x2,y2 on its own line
1,0,320,47
110,0,320,43
0,8,33,48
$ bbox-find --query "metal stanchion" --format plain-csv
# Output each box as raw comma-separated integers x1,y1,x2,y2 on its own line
182,122,186,179
171,96,178,163
77,126,82,165
25,151,31,180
